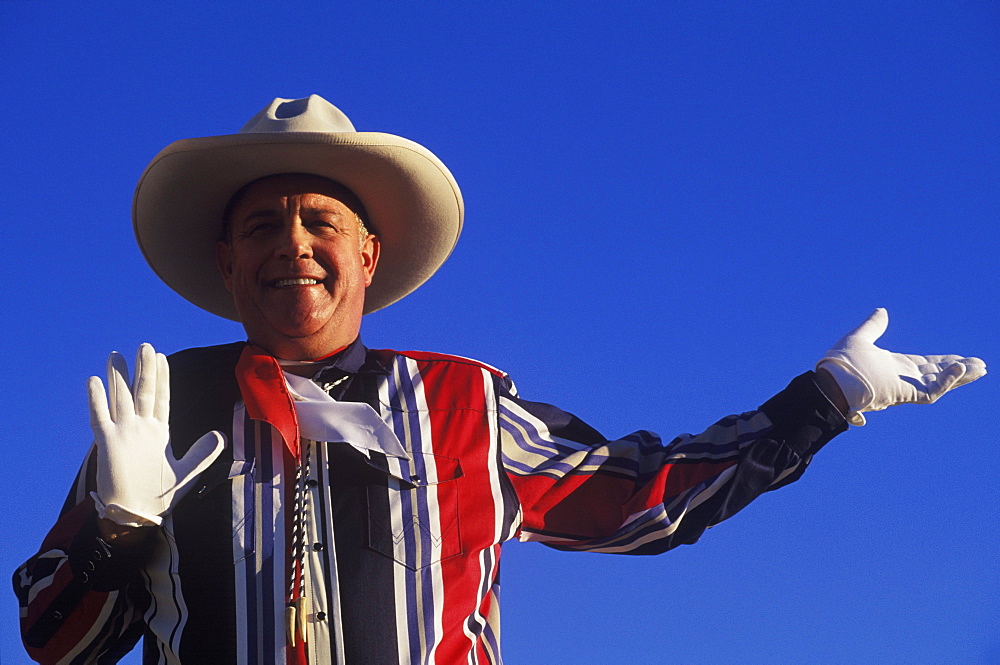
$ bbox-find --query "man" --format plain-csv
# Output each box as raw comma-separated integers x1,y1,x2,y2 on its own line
15,95,986,664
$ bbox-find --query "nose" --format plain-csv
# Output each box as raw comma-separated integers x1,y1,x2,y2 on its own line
275,223,313,260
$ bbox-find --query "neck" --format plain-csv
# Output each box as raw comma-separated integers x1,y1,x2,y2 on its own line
248,335,356,362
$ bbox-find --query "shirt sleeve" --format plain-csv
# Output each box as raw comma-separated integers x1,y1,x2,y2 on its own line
498,372,848,554
12,445,151,664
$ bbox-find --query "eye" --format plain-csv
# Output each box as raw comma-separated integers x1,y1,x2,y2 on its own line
305,215,345,234
243,221,276,237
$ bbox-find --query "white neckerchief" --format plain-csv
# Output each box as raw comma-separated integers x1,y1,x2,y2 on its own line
281,370,409,459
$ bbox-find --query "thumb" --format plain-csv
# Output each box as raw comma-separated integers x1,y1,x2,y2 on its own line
849,308,889,345
174,431,227,486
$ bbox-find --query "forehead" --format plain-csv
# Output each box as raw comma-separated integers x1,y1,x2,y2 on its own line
227,174,365,221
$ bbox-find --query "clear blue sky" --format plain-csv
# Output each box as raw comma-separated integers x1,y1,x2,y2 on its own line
2,2,997,663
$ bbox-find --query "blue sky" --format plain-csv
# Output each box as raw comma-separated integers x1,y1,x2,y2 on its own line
1,2,997,663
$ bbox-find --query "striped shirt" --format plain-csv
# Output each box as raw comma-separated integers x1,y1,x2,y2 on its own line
14,339,847,664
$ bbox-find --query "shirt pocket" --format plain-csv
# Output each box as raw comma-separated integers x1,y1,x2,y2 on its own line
203,458,267,564
188,456,268,565
365,452,464,571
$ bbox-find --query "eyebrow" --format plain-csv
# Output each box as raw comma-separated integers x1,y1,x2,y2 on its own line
299,206,349,217
236,206,348,223
237,208,281,221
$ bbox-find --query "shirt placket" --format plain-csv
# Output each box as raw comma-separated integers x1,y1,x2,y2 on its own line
304,437,343,665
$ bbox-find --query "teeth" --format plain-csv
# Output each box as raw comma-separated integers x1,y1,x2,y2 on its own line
275,278,320,287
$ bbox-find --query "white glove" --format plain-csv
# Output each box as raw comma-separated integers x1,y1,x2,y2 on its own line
88,343,226,526
817,308,986,426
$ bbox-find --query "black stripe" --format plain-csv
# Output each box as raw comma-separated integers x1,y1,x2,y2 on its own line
168,343,243,664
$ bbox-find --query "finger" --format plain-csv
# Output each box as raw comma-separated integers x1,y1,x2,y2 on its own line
927,362,966,402
849,308,889,345
173,431,227,489
915,355,986,388
154,352,170,423
133,344,157,418
919,354,969,365
107,351,132,421
87,375,112,432
954,357,986,387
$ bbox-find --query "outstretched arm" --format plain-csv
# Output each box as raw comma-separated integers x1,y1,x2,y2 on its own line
499,309,985,554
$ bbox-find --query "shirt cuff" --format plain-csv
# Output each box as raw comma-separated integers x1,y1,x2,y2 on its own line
758,371,850,458
68,511,156,592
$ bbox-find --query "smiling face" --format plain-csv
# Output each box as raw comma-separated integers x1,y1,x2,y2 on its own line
215,174,380,360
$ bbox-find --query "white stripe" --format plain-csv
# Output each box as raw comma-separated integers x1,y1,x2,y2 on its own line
231,405,251,665
24,554,64,605
484,372,522,659
407,360,432,661
306,439,337,665
500,397,590,453
265,423,288,665
142,517,187,664
482,369,514,551
383,369,414,665
772,463,801,487
673,412,772,450
409,358,448,664
232,405,294,664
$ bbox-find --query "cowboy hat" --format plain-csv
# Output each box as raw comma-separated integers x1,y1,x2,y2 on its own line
133,94,464,319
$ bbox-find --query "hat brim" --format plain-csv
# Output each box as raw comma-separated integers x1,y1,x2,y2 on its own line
133,132,463,320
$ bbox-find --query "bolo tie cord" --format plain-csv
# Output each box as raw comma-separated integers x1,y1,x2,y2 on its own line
286,372,348,648
287,437,312,648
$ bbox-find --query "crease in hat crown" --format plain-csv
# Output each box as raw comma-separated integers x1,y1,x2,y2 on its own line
240,95,357,134
133,93,464,321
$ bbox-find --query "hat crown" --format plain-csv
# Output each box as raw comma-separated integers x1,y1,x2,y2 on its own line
239,94,357,134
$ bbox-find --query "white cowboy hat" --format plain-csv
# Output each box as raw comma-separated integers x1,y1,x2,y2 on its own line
133,94,464,319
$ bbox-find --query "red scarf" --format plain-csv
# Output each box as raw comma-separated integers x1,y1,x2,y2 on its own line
235,345,302,457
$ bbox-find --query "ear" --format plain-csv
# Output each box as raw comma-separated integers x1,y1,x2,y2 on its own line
361,234,380,288
215,241,235,292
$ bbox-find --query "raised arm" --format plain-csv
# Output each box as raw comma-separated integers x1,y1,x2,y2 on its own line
14,344,225,663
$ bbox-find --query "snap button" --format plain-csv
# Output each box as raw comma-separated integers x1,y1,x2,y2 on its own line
306,479,318,488
50,610,63,621
316,611,327,621
312,542,325,552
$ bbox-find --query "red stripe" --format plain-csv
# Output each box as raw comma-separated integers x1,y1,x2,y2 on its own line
413,358,497,662
510,458,737,540
27,571,113,665
399,350,506,378
39,500,94,553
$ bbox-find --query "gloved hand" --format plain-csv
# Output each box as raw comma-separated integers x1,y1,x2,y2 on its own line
88,343,226,526
817,308,986,425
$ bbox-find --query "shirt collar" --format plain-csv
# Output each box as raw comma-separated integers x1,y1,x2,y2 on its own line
274,336,389,380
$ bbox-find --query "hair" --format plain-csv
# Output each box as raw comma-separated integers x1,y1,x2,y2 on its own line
221,174,371,246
